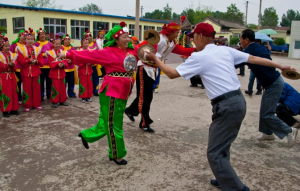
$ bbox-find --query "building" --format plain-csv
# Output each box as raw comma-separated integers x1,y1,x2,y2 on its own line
199,17,246,45
0,3,168,47
288,21,300,59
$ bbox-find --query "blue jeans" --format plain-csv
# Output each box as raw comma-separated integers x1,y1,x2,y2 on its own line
259,76,292,139
248,70,262,93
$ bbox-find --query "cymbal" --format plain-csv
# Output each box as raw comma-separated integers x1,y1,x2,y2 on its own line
281,70,300,80
137,44,155,63
144,29,160,45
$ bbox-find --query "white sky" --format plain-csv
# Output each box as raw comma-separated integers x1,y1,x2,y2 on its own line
6,0,300,25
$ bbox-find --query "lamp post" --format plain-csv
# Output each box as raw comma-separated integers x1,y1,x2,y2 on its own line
135,0,140,40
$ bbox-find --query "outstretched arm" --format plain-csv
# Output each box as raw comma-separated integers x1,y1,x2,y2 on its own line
144,51,181,79
248,55,296,71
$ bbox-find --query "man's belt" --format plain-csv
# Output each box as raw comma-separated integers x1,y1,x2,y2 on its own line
107,72,134,77
211,89,241,105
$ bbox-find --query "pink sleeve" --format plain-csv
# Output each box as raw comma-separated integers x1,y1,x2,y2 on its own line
67,49,112,66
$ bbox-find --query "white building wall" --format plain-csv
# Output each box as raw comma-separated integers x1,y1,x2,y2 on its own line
288,21,300,59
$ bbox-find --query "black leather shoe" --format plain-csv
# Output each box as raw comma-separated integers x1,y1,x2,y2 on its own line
93,93,99,96
190,84,198,87
125,112,135,122
245,90,253,96
255,91,262,95
140,126,155,133
210,179,220,188
109,157,127,165
9,110,20,115
3,112,10,118
78,133,89,149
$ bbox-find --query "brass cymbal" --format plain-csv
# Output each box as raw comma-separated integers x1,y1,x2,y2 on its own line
281,70,300,80
137,44,156,63
144,29,160,45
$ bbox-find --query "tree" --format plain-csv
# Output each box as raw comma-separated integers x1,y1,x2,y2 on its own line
172,12,180,19
144,9,163,19
78,3,102,14
223,4,244,25
194,5,213,23
261,7,278,27
181,8,197,24
247,23,258,29
280,9,300,27
22,0,62,9
162,4,172,19
0,26,7,33
212,11,225,19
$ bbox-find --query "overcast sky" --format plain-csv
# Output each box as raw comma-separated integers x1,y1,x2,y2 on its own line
8,0,300,25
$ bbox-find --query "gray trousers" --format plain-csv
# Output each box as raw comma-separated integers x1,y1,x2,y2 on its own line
207,91,246,191
259,76,292,139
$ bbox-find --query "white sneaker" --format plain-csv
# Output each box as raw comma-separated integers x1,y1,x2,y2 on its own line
287,127,298,148
86,98,92,102
81,99,86,103
18,101,22,105
257,133,275,141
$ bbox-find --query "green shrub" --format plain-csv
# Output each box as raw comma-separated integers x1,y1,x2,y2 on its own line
273,38,285,46
230,37,240,46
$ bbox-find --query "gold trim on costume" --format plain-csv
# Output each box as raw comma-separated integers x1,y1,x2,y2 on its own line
108,97,118,159
107,72,134,78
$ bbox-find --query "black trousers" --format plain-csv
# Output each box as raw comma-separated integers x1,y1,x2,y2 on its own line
125,66,154,127
276,104,298,126
40,68,51,99
190,75,204,87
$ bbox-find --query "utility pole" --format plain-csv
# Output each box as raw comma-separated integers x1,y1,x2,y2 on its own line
135,0,140,40
245,1,249,27
141,6,144,18
258,0,262,29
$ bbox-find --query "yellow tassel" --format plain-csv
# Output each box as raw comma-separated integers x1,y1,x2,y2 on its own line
74,68,79,85
96,65,102,76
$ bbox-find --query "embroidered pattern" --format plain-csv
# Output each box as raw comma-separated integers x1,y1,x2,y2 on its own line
79,80,85,96
22,91,29,105
108,97,118,159
2,93,10,110
51,85,58,100
138,66,146,127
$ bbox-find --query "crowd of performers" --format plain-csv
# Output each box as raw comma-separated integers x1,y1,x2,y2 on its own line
1,17,300,191
0,27,108,117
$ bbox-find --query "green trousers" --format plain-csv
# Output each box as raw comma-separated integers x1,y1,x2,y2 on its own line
81,87,127,159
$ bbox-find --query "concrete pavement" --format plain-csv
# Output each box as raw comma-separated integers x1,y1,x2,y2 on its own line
0,55,300,191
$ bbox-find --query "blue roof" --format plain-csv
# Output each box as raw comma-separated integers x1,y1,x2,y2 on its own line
0,3,169,24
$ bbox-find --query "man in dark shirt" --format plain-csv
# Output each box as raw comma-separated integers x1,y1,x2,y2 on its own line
240,29,298,147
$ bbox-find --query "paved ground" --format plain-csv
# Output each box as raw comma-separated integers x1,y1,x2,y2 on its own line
1,54,300,191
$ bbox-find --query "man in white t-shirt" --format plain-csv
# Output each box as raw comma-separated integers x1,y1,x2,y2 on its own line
143,23,295,191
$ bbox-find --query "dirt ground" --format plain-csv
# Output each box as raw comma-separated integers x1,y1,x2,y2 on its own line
0,54,300,191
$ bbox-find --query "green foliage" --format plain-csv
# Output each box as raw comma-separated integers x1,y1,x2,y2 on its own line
172,12,180,19
213,11,225,19
280,9,300,27
223,4,244,25
144,9,164,19
162,4,172,19
181,8,197,24
273,38,285,46
247,23,258,29
0,26,7,33
230,37,239,46
22,0,62,9
261,7,278,27
78,3,102,14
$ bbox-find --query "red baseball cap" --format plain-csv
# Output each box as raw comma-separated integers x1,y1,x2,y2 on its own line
187,23,216,38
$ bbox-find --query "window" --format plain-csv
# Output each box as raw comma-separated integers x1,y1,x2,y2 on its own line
44,18,67,39
13,17,25,34
93,22,109,36
294,41,300,49
233,33,240,38
129,24,142,40
0,19,7,33
144,26,155,30
157,27,162,32
71,20,90,40
112,23,119,27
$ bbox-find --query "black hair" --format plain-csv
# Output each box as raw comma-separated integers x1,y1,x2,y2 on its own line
241,29,255,42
